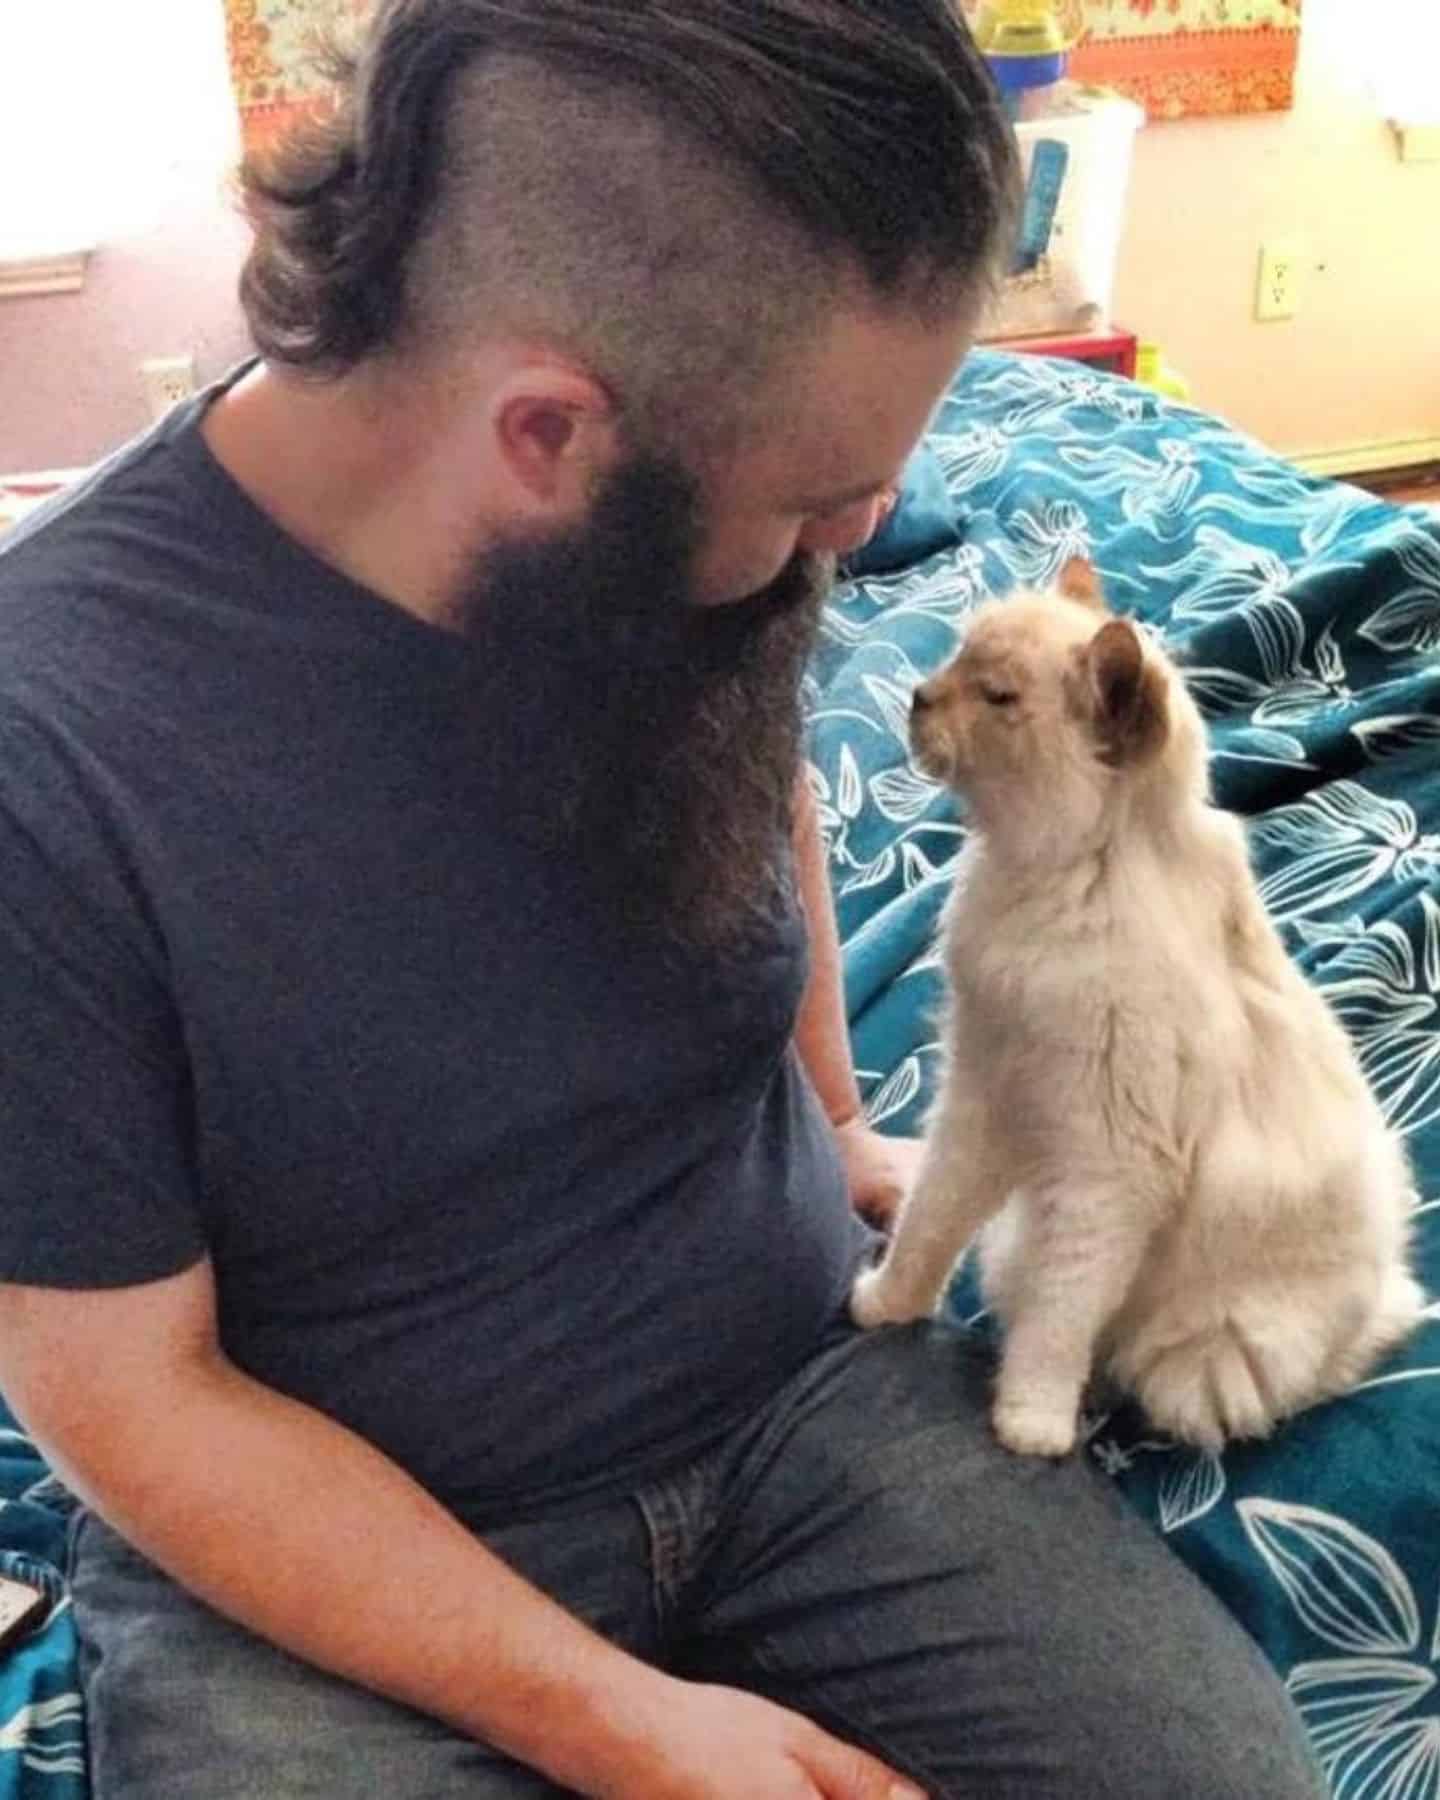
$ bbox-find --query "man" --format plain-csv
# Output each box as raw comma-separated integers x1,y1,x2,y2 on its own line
0,3,1325,1796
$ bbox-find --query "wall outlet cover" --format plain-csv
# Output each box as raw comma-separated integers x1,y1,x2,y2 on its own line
1255,239,1304,322
140,355,197,421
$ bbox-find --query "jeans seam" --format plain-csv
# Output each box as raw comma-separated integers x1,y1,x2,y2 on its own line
742,1628,950,1798
682,1327,876,1620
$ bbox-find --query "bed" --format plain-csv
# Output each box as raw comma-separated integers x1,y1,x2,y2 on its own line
2,348,1437,1796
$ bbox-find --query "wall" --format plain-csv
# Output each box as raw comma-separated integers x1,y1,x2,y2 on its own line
2,0,1437,473
0,4,250,472
1110,0,1440,463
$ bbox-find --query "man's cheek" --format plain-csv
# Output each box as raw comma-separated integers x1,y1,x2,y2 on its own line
690,536,801,610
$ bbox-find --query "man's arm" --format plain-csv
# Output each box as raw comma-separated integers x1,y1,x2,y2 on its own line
792,773,923,1225
791,771,865,1131
0,1264,919,1800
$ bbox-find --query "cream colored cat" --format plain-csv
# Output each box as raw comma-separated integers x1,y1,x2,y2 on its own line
851,560,1425,1457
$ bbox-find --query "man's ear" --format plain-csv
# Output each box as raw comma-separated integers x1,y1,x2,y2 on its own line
1057,556,1108,613
1083,618,1168,766
492,359,620,515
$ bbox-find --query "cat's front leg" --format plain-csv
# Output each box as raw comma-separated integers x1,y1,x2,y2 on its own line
850,1098,1004,1328
992,1190,1153,1458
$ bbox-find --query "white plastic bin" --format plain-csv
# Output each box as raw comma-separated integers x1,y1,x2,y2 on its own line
982,87,1144,341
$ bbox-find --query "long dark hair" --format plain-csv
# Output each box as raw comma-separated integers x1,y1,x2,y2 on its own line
237,0,1018,382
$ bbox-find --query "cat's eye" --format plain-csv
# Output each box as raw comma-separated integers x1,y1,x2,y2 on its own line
979,684,1019,708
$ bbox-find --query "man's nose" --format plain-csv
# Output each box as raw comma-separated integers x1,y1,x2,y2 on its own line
798,494,888,559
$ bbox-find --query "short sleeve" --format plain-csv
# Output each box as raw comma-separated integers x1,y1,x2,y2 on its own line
0,716,206,1287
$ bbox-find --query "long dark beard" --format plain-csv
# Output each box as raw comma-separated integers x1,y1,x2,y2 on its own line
454,453,830,951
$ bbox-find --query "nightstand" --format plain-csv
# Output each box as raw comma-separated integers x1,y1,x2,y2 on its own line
995,325,1138,380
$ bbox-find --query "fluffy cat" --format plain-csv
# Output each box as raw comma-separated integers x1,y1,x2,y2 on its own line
850,560,1425,1457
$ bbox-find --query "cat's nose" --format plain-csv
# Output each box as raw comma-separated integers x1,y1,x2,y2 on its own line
911,683,937,713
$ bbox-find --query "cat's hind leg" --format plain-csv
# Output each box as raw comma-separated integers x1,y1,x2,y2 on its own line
1118,1150,1427,1447
1115,1266,1418,1450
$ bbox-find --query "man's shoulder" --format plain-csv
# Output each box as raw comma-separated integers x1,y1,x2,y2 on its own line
0,397,275,740
0,424,186,645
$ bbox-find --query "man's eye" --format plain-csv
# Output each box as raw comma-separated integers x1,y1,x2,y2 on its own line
980,685,1019,707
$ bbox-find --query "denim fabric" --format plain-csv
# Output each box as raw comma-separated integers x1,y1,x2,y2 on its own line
69,1324,1326,1799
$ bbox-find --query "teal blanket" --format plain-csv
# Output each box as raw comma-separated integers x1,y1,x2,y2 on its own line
1,349,1436,1796
811,350,1440,1800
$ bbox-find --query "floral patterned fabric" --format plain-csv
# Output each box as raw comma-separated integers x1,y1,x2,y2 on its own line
226,0,1301,147
809,348,1440,1800
224,0,364,152
1,351,1436,1795
1071,0,1304,117
961,0,1303,118
0,1434,81,1796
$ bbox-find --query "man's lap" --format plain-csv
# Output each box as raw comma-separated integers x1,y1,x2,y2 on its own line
69,1509,577,1798
69,1322,1326,1798
685,1322,1326,1798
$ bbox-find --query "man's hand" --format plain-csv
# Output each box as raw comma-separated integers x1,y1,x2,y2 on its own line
834,1119,924,1229
600,1677,926,1799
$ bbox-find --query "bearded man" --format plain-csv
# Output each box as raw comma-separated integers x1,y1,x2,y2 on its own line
0,4,1325,1796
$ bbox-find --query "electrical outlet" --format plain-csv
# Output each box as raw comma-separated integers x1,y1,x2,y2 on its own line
140,355,197,421
1255,240,1303,322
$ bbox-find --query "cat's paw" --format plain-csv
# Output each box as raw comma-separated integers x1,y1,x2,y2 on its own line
849,1268,896,1328
849,1267,927,1329
992,1399,1077,1458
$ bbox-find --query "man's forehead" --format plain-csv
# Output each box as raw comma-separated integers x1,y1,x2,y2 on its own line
734,300,973,502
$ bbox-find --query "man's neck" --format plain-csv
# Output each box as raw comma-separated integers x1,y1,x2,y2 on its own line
200,360,489,627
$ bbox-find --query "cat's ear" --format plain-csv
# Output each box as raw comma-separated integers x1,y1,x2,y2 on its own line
1082,618,1168,766
1057,557,1108,612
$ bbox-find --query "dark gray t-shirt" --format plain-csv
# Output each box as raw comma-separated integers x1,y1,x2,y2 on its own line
0,383,868,1526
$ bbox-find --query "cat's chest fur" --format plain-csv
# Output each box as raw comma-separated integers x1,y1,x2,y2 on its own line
946,831,1238,1047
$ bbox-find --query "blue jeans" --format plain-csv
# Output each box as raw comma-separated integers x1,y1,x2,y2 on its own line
69,1322,1326,1798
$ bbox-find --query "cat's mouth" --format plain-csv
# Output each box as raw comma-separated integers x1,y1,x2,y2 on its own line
909,713,965,788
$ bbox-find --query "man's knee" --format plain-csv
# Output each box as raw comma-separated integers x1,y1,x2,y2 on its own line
1075,1629,1326,1800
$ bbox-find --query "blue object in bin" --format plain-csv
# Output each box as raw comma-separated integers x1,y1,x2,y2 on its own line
1011,137,1070,274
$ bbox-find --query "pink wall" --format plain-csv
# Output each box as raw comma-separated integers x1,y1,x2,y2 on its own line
0,3,251,472
0,197,251,473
